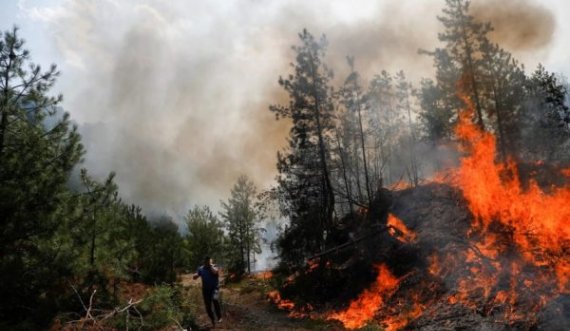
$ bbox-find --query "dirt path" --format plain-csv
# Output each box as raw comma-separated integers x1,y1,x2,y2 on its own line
179,274,339,331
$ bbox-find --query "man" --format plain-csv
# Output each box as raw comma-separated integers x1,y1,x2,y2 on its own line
193,256,222,327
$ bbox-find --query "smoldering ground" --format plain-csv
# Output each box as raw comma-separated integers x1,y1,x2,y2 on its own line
27,0,557,219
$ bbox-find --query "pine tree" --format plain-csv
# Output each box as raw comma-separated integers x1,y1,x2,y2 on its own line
339,57,372,206
270,30,336,267
437,0,490,129
0,27,84,326
479,39,526,160
185,205,226,271
395,71,420,186
520,65,570,161
420,0,530,161
220,175,261,276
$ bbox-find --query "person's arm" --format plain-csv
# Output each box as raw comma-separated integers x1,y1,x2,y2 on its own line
193,268,201,280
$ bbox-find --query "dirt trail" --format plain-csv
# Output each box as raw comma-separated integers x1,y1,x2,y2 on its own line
179,274,334,331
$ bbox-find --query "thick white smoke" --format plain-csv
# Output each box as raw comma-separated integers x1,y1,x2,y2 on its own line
15,0,557,220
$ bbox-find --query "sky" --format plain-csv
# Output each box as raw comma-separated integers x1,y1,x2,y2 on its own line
1,0,569,220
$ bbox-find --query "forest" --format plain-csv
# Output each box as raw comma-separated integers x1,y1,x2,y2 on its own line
1,0,569,330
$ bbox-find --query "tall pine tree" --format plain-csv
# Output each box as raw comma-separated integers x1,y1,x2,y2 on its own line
270,30,336,268
0,27,84,326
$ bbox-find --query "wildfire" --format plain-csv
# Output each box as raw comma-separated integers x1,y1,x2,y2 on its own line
267,290,296,311
325,88,569,330
327,264,400,330
454,92,569,286
271,84,569,330
389,180,411,191
381,299,424,331
267,290,315,318
387,214,417,243
427,90,570,325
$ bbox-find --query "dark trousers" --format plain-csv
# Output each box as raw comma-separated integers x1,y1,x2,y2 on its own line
202,287,221,323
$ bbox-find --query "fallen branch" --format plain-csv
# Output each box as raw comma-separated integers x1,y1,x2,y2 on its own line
66,285,145,330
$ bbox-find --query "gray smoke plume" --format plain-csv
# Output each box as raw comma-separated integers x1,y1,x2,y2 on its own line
472,0,555,51
21,0,556,219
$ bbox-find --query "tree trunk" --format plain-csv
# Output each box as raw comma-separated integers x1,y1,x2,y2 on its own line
246,218,251,274
355,88,372,206
309,55,335,246
491,79,508,162
90,209,96,267
0,55,13,161
353,135,364,201
335,129,354,214
405,90,419,186
458,3,485,130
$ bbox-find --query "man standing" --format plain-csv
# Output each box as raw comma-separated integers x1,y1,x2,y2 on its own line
193,256,222,327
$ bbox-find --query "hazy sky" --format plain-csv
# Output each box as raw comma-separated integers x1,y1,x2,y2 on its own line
2,0,568,219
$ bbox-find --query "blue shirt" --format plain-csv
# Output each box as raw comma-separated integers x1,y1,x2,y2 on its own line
197,265,219,290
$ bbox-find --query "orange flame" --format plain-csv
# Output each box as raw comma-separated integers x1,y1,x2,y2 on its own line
382,299,424,331
389,181,411,191
267,290,295,311
454,92,570,292
387,214,417,243
307,259,319,272
267,290,314,318
417,89,570,328
327,264,400,330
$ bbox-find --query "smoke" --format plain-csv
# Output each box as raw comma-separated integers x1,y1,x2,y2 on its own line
327,1,440,82
21,0,557,219
471,0,555,51
45,0,297,215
